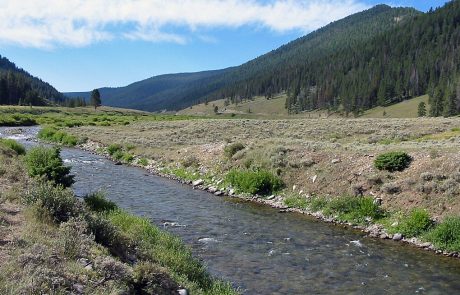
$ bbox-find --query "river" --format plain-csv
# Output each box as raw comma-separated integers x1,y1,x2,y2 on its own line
2,126,460,294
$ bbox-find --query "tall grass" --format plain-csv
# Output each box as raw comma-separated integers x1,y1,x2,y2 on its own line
425,217,460,252
0,139,26,155
225,169,283,195
38,126,79,146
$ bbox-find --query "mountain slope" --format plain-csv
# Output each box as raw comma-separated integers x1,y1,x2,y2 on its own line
68,4,419,112
67,2,460,115
0,55,66,105
67,69,232,111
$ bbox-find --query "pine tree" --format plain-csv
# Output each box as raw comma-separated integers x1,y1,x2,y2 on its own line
417,101,427,117
90,89,102,110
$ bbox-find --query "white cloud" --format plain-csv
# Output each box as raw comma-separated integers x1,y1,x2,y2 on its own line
0,0,369,48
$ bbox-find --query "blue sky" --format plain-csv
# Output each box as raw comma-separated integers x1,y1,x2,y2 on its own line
0,0,449,92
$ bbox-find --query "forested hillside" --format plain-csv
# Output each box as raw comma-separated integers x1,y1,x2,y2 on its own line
0,55,71,106
67,1,460,115
67,69,231,111
212,1,460,116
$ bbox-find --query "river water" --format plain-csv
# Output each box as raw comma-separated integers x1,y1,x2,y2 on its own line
2,126,460,294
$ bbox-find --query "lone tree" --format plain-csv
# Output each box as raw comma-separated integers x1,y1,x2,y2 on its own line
418,101,427,117
90,89,101,110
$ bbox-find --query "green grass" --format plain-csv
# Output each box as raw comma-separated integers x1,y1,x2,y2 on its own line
388,209,433,237
0,139,26,155
425,217,460,252
323,196,385,224
38,126,79,146
106,209,236,294
0,113,37,126
361,95,430,118
225,169,283,195
84,191,118,213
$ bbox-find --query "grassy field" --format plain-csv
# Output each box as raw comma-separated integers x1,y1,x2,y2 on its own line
179,94,430,119
362,95,430,118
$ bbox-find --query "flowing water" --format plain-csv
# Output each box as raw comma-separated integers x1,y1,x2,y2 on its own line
2,126,460,294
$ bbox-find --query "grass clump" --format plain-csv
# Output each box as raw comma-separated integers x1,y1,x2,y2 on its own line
425,217,460,252
225,169,283,195
390,209,433,237
0,138,26,155
374,151,412,172
224,142,245,159
323,196,385,224
0,113,37,126
107,144,122,156
38,126,78,146
84,191,118,213
25,146,74,187
137,158,149,166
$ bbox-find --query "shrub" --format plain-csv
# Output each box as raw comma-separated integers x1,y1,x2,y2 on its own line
122,153,134,163
225,169,283,195
25,146,74,187
0,138,26,155
38,127,78,146
24,181,82,223
284,195,308,209
84,192,118,213
323,196,384,223
425,217,460,252
224,143,245,159
138,158,149,166
181,155,199,168
381,182,401,194
132,262,179,294
393,209,433,237
374,151,412,172
107,144,122,156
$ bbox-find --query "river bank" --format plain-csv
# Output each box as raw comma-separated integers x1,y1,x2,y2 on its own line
77,137,460,260
4,125,460,294
0,134,237,295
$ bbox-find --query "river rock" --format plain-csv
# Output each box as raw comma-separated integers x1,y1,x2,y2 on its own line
178,289,188,295
207,186,217,193
331,158,341,164
420,242,432,248
192,179,204,186
73,283,84,294
228,189,235,195
392,233,403,241
214,191,223,196
114,161,122,165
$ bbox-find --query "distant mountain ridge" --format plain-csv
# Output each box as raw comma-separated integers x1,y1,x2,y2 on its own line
67,1,460,115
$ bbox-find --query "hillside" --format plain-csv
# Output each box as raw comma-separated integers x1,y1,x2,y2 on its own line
0,55,67,106
67,69,231,111
67,4,421,112
67,1,460,115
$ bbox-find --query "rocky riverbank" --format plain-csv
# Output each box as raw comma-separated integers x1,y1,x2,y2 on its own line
78,139,460,260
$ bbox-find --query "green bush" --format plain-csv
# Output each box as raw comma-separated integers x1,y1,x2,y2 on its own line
284,194,308,209
25,146,74,187
225,169,283,195
0,139,26,155
138,158,149,166
425,217,460,252
393,209,433,237
0,114,37,126
122,153,134,163
38,127,78,146
324,196,384,223
84,192,118,213
107,144,122,156
24,181,82,222
224,142,245,159
374,151,412,172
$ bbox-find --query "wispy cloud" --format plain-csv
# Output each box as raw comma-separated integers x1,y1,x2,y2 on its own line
0,0,369,48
